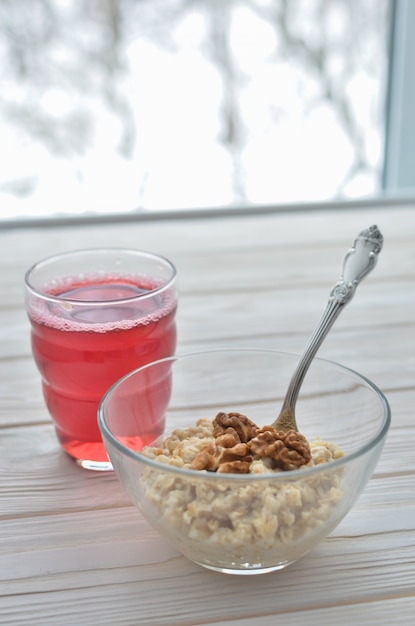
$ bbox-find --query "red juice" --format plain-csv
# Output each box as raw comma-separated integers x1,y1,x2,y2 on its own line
28,275,177,467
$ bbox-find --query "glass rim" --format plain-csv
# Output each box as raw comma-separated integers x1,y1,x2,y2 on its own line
24,247,177,306
98,347,391,482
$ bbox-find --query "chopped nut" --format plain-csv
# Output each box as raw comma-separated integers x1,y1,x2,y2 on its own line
220,442,252,464
190,439,252,473
249,427,311,471
215,432,240,448
212,411,259,443
190,442,219,471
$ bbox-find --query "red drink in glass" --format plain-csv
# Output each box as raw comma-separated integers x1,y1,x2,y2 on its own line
25,250,178,470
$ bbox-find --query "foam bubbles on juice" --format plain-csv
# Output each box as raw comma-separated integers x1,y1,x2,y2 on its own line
28,274,174,332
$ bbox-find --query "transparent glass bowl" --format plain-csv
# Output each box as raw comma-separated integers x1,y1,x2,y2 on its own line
98,349,390,575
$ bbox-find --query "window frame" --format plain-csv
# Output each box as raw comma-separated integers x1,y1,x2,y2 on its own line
382,0,415,192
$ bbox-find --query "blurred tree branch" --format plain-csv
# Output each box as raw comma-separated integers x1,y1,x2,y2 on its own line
0,0,388,199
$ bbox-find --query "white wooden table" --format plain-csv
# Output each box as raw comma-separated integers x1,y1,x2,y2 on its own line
1,200,414,625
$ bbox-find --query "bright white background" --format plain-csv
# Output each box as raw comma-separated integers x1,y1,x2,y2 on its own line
0,0,389,220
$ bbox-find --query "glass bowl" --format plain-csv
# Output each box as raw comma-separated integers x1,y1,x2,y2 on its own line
98,349,390,575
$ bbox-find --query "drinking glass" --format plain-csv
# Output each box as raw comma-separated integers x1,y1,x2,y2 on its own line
25,248,178,470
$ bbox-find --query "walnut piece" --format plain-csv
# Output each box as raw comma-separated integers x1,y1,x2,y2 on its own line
217,459,252,474
190,437,252,474
212,411,258,443
249,427,311,471
189,412,311,473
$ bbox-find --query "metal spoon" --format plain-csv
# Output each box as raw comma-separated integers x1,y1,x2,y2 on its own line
273,224,384,432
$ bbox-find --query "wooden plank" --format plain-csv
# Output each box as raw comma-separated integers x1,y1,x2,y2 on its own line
1,518,414,625
211,597,415,626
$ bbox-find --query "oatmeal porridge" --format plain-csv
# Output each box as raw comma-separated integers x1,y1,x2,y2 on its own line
139,412,344,568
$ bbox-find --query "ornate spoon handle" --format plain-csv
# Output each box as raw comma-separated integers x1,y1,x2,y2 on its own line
273,225,384,432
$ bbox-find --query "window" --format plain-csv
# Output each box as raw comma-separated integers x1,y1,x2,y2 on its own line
0,0,391,221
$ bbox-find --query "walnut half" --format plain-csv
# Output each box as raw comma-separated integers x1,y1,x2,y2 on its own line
212,411,258,443
249,427,311,471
